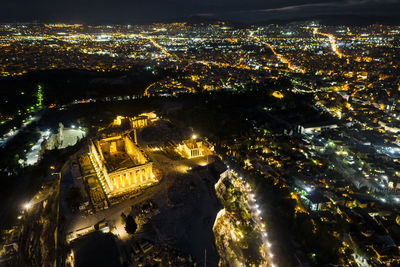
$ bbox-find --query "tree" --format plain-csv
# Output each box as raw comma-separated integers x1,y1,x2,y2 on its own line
121,213,137,234
65,186,83,210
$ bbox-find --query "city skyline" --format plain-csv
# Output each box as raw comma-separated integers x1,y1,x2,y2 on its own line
1,3,400,266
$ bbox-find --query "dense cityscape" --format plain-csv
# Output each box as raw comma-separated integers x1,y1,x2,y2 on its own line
0,19,400,267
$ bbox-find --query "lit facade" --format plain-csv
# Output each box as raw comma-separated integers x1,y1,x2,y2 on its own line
129,116,148,129
89,134,154,198
178,139,209,159
112,112,157,129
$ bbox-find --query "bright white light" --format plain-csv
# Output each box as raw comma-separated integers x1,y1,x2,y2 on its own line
267,242,271,247
71,125,76,129
24,202,32,210
304,186,312,193
192,134,197,139
269,253,274,258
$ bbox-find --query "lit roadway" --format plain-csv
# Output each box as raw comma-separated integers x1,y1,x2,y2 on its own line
0,115,40,148
224,166,276,267
313,28,344,58
141,32,266,76
139,34,173,58
143,82,157,96
251,35,306,74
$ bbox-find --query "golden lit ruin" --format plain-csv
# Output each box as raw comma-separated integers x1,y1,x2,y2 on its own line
113,112,157,128
88,113,158,200
177,136,212,159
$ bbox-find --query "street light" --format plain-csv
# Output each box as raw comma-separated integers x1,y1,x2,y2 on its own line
24,202,32,211
192,134,197,139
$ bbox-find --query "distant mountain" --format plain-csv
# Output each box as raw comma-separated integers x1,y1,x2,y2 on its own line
14,13,398,27
153,15,248,27
157,14,400,27
255,14,400,26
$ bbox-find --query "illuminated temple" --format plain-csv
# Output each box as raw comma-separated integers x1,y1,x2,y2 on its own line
113,112,157,129
178,137,211,159
89,133,155,198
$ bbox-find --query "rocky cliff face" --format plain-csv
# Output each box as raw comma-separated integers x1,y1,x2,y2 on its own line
213,208,246,267
212,170,268,267
213,170,250,266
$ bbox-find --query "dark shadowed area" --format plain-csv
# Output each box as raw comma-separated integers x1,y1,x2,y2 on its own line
1,0,400,24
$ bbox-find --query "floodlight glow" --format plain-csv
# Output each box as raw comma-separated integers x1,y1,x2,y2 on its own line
24,202,32,210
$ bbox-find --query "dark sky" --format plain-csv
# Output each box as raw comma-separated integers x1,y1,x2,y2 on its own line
1,0,400,24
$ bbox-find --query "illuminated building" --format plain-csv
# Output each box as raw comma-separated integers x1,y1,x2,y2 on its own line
272,91,284,99
130,115,149,129
88,133,155,198
112,112,157,128
178,137,210,159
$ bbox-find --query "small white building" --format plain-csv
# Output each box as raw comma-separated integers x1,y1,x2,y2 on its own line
178,138,209,159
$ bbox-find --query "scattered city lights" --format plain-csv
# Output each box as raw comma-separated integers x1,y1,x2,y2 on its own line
1,20,400,267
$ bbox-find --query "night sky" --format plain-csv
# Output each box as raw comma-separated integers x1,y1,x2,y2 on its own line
2,0,400,24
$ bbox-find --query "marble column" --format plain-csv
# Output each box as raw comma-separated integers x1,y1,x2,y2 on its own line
109,178,114,190
143,169,147,181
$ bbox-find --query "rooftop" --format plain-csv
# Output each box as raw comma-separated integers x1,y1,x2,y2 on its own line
184,139,202,149
103,151,137,172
